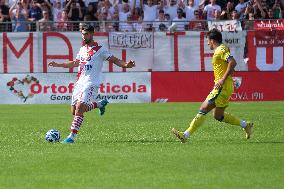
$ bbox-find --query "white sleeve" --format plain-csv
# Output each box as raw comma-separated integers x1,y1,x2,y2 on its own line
100,47,113,61
75,48,81,61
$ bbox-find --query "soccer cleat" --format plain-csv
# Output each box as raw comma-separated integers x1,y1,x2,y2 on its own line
243,122,254,139
61,137,74,144
172,128,187,143
99,99,109,116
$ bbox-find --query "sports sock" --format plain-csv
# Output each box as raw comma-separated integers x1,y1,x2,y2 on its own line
223,112,243,127
69,115,84,139
86,102,98,112
185,112,206,136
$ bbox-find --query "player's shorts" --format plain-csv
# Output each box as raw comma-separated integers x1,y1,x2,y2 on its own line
71,83,99,106
206,81,234,108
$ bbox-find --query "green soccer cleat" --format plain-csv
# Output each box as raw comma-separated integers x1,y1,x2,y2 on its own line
99,99,109,116
172,128,187,143
61,137,74,144
244,122,254,139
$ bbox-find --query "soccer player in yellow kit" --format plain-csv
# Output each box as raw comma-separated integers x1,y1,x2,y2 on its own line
172,28,254,143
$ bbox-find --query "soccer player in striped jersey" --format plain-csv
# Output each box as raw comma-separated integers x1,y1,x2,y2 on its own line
172,28,254,143
48,24,135,144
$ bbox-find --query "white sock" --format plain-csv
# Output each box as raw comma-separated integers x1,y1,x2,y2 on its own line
68,132,77,140
97,100,103,108
240,120,247,128
184,130,190,139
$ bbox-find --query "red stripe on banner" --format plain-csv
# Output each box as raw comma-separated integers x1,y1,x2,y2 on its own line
29,33,34,73
266,47,273,64
43,32,74,73
109,60,113,72
200,32,205,71
174,33,179,71
3,33,7,73
3,33,34,73
247,31,257,71
122,49,126,72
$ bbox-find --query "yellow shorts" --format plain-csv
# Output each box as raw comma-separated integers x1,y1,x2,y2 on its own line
206,82,234,108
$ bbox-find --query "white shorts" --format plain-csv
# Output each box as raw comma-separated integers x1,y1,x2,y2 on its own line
71,83,99,106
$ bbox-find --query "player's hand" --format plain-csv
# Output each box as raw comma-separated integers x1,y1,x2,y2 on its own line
48,61,58,67
125,60,135,68
214,79,225,90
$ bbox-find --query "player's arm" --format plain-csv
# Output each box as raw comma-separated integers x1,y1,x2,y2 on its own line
48,60,80,68
215,56,237,90
108,56,135,68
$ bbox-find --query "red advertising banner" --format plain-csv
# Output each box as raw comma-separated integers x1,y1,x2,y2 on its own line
254,20,284,31
255,30,284,47
151,72,284,102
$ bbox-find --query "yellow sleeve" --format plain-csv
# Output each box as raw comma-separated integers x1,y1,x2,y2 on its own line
220,48,232,63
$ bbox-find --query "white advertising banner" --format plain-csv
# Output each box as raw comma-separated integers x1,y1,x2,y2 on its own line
208,20,243,31
0,31,283,72
0,72,151,104
108,32,154,49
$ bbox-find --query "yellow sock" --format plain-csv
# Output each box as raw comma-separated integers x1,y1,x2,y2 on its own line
223,112,241,126
185,113,206,135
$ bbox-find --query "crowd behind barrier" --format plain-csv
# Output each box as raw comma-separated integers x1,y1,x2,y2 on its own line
0,0,283,32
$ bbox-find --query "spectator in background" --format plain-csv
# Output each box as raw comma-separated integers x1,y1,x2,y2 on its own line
140,0,159,29
133,14,144,32
9,0,29,32
85,3,97,20
120,13,134,31
28,0,43,31
213,9,221,20
188,9,206,30
172,8,187,31
220,1,234,20
110,4,119,31
0,0,11,32
231,9,239,20
57,9,73,31
84,0,99,12
39,0,53,21
67,0,84,30
118,2,131,31
39,10,53,31
153,9,169,31
272,0,282,19
235,0,247,18
203,0,221,20
164,0,179,20
52,0,64,23
183,0,196,21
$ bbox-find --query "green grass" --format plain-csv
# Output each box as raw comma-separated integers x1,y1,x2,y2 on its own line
0,102,283,189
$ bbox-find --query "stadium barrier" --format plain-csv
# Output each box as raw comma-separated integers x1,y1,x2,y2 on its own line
1,30,284,73
1,71,284,104
1,19,284,104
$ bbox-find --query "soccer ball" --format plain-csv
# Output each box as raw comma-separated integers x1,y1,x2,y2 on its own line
45,129,60,143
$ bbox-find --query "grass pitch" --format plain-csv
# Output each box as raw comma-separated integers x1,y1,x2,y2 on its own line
0,102,283,189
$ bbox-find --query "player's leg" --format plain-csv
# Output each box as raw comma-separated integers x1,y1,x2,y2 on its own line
213,108,253,139
71,105,76,115
85,86,109,116
213,84,254,139
172,99,216,143
62,86,94,144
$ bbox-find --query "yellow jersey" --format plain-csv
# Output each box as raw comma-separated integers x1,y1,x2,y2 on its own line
212,44,233,84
